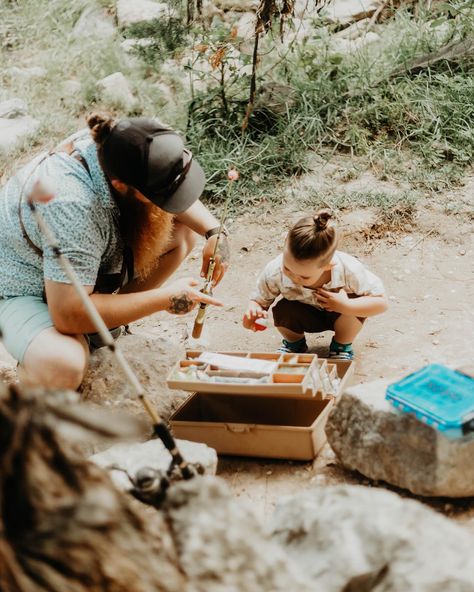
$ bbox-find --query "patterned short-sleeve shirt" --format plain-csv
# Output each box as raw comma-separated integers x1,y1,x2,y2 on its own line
0,130,123,298
251,251,386,309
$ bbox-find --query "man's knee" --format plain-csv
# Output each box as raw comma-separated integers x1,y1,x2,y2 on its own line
22,331,88,390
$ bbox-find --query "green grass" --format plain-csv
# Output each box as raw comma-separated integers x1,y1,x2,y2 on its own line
0,0,472,212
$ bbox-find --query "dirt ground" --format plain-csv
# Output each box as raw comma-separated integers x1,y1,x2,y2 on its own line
1,160,473,526
132,165,474,526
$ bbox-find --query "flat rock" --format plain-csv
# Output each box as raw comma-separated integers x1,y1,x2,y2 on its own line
80,331,185,422
117,0,175,27
270,484,474,591
325,378,474,497
91,439,218,490
0,115,40,154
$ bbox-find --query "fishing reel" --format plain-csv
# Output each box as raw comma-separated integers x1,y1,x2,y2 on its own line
109,461,205,508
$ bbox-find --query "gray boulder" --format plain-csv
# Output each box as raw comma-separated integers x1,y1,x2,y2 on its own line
326,379,474,497
0,99,39,154
80,331,186,422
96,71,137,109
0,98,27,118
270,484,474,591
72,6,116,39
116,0,175,28
163,476,313,592
5,66,47,81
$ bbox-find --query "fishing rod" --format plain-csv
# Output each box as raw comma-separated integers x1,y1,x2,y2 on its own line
27,177,202,506
191,168,238,339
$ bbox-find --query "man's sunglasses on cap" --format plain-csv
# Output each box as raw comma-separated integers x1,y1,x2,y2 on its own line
145,148,193,201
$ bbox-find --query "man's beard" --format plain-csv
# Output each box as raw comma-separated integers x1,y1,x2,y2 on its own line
117,188,174,280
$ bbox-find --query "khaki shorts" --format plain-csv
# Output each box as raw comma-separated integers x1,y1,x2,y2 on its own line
0,295,122,364
0,296,54,364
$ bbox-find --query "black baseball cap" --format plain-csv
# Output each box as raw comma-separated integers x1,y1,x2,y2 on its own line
101,118,205,213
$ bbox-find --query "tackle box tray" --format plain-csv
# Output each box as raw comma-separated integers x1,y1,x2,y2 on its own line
386,364,474,436
168,355,355,460
167,350,353,399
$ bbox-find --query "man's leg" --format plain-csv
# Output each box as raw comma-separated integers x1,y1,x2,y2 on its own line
121,222,198,293
0,295,89,390
21,328,89,390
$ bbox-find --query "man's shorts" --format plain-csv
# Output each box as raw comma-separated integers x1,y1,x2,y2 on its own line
0,296,54,364
0,295,122,364
272,298,365,334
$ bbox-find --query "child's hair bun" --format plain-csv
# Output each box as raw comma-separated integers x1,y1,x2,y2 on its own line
86,112,115,146
313,209,332,231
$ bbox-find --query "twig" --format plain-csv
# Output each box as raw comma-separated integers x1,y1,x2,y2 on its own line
403,227,436,255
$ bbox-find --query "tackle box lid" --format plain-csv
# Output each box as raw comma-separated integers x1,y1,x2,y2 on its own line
385,364,474,430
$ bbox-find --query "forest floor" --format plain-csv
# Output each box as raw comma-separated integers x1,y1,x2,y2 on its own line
1,153,473,526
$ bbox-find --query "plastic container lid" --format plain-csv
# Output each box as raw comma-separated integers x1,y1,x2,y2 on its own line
385,364,474,431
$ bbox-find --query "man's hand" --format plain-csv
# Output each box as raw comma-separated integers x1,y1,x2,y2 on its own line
242,300,268,331
164,277,223,315
201,233,230,286
314,288,351,314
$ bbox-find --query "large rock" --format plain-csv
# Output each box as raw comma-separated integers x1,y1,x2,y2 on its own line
0,99,39,154
81,332,185,421
0,98,27,118
321,0,381,24
72,6,117,39
163,476,313,592
117,0,175,27
96,71,137,110
270,485,474,591
325,379,474,497
91,438,218,491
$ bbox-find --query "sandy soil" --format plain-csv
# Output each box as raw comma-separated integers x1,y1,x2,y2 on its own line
133,170,473,526
1,162,473,526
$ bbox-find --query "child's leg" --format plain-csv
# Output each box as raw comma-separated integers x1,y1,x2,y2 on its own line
272,299,338,353
330,314,365,359
333,314,364,344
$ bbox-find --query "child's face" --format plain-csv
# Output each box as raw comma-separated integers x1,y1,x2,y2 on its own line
282,247,333,286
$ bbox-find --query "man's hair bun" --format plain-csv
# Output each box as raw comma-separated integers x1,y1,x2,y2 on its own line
86,112,115,146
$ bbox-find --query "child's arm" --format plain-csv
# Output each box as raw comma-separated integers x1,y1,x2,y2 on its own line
243,300,269,331
242,258,281,331
314,289,388,317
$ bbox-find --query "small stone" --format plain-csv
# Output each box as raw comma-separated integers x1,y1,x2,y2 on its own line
459,249,466,256
432,339,440,345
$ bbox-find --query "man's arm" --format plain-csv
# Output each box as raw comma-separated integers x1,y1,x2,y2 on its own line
45,278,223,334
175,199,230,285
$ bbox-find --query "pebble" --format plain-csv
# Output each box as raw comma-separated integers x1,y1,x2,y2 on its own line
432,340,440,345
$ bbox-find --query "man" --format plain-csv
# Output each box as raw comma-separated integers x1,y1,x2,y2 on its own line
0,113,229,390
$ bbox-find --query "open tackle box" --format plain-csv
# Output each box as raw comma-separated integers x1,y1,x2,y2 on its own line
167,350,354,460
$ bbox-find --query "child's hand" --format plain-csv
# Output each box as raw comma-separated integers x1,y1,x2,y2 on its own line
314,288,351,314
243,301,268,331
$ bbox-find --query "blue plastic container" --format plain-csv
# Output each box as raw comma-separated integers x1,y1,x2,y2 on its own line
385,364,474,439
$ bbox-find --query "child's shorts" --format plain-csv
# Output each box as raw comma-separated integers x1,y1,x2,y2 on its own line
272,298,364,334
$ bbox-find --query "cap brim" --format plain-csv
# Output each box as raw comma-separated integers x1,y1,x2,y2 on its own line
157,159,206,214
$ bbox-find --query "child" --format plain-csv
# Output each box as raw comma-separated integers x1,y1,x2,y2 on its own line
243,209,388,359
